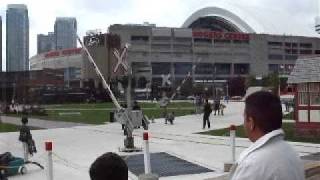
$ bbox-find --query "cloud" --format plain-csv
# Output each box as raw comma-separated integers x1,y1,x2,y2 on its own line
0,0,319,71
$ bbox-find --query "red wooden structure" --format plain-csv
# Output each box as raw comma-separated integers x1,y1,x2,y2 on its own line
288,56,320,138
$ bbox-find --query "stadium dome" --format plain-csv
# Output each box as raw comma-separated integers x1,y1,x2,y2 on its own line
182,6,318,37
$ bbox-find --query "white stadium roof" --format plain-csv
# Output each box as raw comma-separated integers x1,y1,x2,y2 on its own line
182,5,319,37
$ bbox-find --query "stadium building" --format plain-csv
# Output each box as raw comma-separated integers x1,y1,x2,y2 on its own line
32,6,320,98
30,48,83,88
104,7,320,97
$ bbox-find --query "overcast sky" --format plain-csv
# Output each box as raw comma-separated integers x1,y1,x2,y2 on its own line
0,0,319,71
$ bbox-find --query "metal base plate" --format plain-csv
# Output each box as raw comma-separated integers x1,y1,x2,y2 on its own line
119,147,142,153
125,152,213,177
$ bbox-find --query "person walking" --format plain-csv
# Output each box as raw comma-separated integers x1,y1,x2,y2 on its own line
203,99,212,129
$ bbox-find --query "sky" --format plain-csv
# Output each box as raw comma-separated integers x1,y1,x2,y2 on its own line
0,0,319,71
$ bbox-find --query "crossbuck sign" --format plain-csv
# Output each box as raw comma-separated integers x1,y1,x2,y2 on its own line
113,43,130,73
161,74,172,87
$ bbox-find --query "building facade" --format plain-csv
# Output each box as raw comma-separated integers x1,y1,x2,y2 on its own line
54,17,77,50
6,4,29,72
108,24,320,91
30,48,83,88
37,32,55,54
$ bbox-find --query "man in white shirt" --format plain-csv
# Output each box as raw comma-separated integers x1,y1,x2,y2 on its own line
230,91,305,180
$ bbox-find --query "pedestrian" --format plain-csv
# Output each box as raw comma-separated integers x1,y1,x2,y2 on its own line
89,152,128,180
229,91,305,180
19,117,37,161
213,98,220,115
203,99,212,129
165,112,175,125
132,101,141,110
219,103,226,116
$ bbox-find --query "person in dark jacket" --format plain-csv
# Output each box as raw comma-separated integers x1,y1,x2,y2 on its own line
19,117,37,161
203,99,212,129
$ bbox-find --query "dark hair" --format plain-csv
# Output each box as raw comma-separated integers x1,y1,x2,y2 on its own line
21,117,28,125
89,152,128,180
245,91,282,133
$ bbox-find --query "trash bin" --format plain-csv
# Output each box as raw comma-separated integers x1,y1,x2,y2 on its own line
110,111,115,122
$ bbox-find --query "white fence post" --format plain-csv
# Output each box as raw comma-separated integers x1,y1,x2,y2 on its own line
45,141,53,180
143,131,151,174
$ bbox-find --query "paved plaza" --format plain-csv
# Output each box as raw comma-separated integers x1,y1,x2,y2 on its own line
0,102,319,180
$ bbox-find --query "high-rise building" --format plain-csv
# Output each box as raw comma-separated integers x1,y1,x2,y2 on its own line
0,16,2,72
54,17,77,50
37,32,55,54
6,4,29,72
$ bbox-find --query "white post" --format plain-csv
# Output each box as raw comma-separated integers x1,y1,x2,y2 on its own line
22,142,29,162
46,141,53,180
143,131,151,174
230,125,236,163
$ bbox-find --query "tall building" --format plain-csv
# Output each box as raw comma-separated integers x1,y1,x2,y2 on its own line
37,32,55,54
54,17,77,50
0,16,2,72
6,4,29,72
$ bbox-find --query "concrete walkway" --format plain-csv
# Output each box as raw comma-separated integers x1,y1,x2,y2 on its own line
0,116,89,129
1,102,319,180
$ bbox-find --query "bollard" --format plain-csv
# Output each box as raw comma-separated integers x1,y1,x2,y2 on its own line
224,125,236,172
143,131,151,174
45,141,53,180
139,132,159,180
230,125,236,163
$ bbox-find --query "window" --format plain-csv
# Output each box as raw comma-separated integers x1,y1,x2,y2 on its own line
268,64,279,73
298,83,308,105
268,54,283,60
233,40,249,44
174,63,192,75
300,50,312,55
268,41,282,46
214,39,231,44
215,63,231,75
285,43,291,48
234,64,250,75
315,50,320,54
131,36,149,41
310,83,320,105
195,63,213,74
152,62,171,75
299,43,313,48
285,55,298,60
194,38,211,43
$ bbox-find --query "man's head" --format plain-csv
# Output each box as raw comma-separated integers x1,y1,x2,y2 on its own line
89,152,128,180
21,117,28,125
244,91,282,142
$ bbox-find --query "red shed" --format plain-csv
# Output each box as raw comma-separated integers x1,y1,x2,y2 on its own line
288,56,320,138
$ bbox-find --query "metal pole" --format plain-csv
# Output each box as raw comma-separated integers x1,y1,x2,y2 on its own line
127,65,132,110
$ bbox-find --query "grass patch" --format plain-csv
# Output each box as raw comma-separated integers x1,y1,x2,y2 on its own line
200,123,320,144
44,102,195,110
7,102,196,125
0,123,20,133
